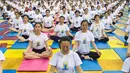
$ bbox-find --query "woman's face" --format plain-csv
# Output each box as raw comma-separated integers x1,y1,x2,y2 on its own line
75,12,80,16
85,9,88,13
59,17,64,24
95,16,100,21
81,22,88,31
23,16,28,23
15,13,20,18
46,11,50,16
60,41,70,55
34,24,42,33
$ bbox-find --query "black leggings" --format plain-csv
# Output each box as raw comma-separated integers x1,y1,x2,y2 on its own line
32,47,46,54
50,36,73,42
70,27,80,32
95,37,109,43
76,51,100,60
22,35,29,39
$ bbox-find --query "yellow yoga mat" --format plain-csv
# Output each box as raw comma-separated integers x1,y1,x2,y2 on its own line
114,29,125,36
3,49,25,69
0,40,16,45
98,49,123,70
108,36,127,48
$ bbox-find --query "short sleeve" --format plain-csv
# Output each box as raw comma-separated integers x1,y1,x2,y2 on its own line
73,52,82,66
28,33,33,41
74,32,80,41
65,25,69,31
29,24,34,30
54,25,58,32
90,23,94,31
122,58,130,72
43,34,49,41
49,53,58,66
89,31,95,41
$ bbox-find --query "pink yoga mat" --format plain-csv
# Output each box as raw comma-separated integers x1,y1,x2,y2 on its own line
2,36,18,40
18,58,49,72
0,28,9,35
0,24,9,28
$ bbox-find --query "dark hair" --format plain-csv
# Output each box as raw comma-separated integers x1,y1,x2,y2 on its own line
34,22,42,28
15,12,20,15
81,20,89,25
36,9,40,12
62,6,66,10
59,36,71,48
46,9,50,13
94,14,100,20
75,10,80,14
59,16,65,19
23,14,29,19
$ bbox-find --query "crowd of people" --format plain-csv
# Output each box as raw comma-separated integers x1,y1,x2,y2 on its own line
0,0,130,73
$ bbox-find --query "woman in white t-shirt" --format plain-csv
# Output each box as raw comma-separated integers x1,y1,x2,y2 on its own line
90,15,109,42
49,36,83,73
23,23,52,59
82,8,92,26
50,16,73,42
17,15,34,42
4,12,23,34
122,57,130,73
73,20,101,60
42,9,54,32
102,12,115,33
70,10,83,32
33,9,43,23
0,51,5,73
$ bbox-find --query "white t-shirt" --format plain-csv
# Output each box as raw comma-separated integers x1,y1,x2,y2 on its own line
34,14,43,22
54,24,69,37
72,16,83,27
12,17,23,28
0,51,5,61
29,33,49,49
28,10,35,18
75,31,94,54
90,22,105,39
102,16,112,30
20,23,34,35
82,13,92,23
43,16,54,27
49,51,82,73
60,12,70,22
122,57,130,73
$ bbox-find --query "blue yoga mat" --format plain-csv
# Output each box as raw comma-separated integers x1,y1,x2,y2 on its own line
0,48,7,53
0,36,4,40
103,71,123,73
6,32,18,36
11,41,29,49
114,48,127,61
81,60,102,71
106,32,116,36
91,42,110,49
51,41,59,49
115,35,125,43
3,70,16,73
0,28,4,31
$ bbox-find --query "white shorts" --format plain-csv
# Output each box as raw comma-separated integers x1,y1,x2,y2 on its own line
0,51,5,61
